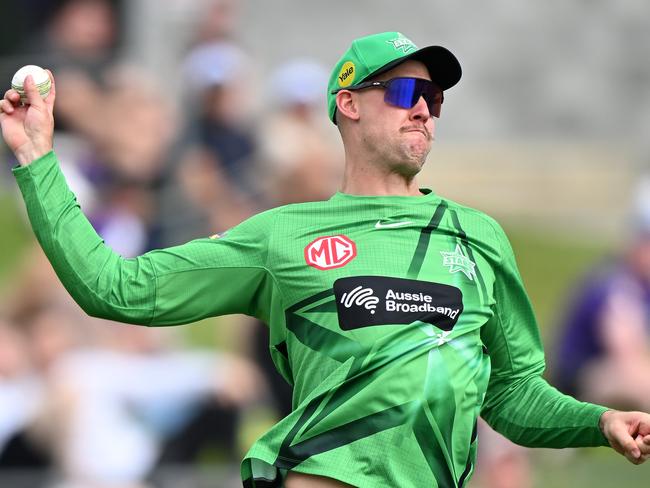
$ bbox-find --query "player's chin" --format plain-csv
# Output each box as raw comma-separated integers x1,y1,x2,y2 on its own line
394,153,426,177
403,141,431,165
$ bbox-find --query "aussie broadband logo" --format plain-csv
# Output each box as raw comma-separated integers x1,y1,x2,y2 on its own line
334,276,463,331
341,286,380,314
305,235,357,270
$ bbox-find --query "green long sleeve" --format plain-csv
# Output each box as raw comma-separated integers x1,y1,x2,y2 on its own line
480,218,609,447
13,151,279,326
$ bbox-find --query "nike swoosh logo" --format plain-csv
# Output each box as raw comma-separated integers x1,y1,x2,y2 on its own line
374,220,413,229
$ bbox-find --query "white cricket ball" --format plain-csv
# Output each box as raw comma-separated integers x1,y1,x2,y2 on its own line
11,65,51,105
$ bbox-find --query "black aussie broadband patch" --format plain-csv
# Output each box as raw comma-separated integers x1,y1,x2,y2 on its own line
334,276,463,331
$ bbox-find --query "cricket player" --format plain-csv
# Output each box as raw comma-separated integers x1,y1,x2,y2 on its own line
2,32,650,488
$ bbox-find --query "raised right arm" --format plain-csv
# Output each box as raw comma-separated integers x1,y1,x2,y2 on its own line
3,71,277,326
12,151,277,326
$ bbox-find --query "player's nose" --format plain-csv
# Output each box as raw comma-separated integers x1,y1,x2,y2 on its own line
409,95,431,122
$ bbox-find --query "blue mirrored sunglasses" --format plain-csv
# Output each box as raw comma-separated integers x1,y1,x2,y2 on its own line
332,77,444,118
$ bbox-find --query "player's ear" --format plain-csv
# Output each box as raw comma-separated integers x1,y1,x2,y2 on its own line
336,90,360,122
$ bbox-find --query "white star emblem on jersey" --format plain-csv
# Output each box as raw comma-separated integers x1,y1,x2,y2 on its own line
440,244,476,281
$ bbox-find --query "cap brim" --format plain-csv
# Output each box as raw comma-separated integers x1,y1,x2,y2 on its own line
366,45,462,91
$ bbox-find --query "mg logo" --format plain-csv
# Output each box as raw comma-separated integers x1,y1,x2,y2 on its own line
304,235,357,270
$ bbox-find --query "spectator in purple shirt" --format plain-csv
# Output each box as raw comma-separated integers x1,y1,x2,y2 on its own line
555,178,650,410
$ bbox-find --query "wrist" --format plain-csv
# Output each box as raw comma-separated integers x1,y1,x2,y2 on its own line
599,409,615,434
16,145,52,166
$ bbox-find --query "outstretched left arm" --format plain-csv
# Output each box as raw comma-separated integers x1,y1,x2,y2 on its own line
481,218,650,464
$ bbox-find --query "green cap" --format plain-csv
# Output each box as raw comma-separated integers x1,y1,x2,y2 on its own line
327,32,462,124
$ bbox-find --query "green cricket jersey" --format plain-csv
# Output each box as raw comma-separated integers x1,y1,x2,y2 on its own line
14,152,609,488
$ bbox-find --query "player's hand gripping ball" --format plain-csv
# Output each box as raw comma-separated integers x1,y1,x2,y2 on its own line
11,65,51,105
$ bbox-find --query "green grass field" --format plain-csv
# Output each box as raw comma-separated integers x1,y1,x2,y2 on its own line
527,447,650,487
0,192,30,284
1,192,649,486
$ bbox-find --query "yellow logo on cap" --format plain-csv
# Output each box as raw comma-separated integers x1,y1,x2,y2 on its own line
337,61,356,87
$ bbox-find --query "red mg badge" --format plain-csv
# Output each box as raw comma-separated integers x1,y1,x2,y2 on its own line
304,235,357,270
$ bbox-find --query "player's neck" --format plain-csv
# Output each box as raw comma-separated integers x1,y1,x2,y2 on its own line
340,158,423,196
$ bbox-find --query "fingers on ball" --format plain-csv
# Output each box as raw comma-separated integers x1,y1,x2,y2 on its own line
0,99,14,114
4,89,19,102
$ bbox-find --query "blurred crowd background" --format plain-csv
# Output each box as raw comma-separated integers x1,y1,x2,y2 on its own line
1,1,650,487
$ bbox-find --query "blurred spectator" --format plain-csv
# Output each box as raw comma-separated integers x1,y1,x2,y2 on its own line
0,0,121,170
20,0,119,76
0,0,120,84
0,304,265,487
0,319,49,472
0,305,98,482
82,65,177,253
192,0,242,45
181,41,257,187
474,420,532,488
0,244,84,325
49,64,178,254
257,58,342,205
156,41,259,246
555,176,650,411
40,323,264,487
